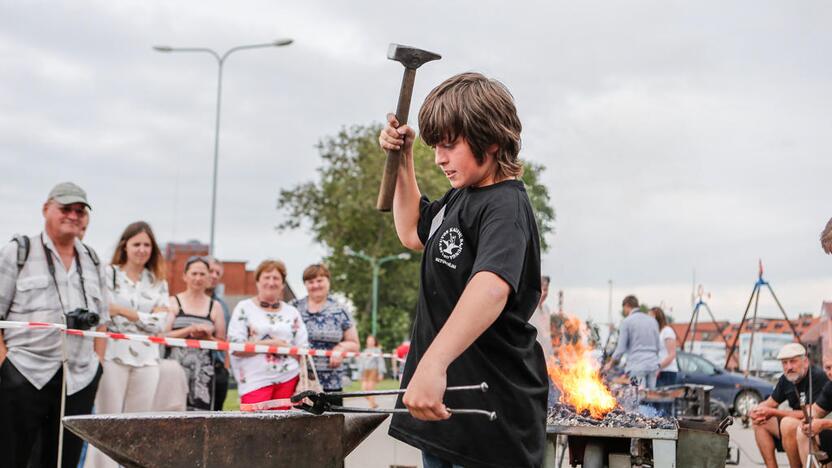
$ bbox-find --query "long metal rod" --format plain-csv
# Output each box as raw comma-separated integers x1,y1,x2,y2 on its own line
725,283,759,369
702,303,731,346
329,382,489,398
692,302,701,353
155,42,291,255
765,283,804,344
371,261,379,337
332,405,497,421
745,285,761,377
208,58,224,255
680,301,699,352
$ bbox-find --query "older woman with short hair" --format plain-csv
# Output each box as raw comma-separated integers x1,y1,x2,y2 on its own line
294,263,359,405
229,260,309,408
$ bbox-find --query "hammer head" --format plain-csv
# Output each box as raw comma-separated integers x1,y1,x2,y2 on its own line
387,43,441,69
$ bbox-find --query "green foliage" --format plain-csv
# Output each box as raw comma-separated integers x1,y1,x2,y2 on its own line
278,124,555,350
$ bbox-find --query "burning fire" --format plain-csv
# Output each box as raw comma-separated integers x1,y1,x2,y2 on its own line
547,315,617,419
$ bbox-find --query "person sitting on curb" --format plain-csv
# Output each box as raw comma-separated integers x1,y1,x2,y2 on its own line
795,353,832,465
750,343,828,468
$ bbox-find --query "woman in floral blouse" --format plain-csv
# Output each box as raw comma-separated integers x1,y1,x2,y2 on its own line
86,221,169,468
295,264,359,406
229,260,309,408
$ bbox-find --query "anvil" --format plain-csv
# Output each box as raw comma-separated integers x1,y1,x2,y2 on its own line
64,410,388,468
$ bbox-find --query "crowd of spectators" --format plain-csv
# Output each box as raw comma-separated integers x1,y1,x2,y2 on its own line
0,182,395,468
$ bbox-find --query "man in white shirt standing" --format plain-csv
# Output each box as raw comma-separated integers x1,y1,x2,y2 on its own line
0,182,110,468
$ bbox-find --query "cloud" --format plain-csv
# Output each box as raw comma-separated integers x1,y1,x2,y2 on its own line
1,0,831,322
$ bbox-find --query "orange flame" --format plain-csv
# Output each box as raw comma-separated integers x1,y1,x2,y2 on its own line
547,314,616,419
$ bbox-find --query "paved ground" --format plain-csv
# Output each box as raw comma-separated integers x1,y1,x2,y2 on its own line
725,417,791,467
345,395,421,468
347,397,792,468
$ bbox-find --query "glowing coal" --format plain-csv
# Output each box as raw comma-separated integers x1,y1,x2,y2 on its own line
546,315,615,419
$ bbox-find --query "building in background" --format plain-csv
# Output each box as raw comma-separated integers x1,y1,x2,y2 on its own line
671,314,820,371
164,241,296,311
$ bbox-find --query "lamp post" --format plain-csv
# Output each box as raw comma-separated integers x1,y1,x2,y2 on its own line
153,39,293,255
344,247,411,337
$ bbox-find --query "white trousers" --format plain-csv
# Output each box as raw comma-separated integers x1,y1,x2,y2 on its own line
151,359,188,412
84,360,160,468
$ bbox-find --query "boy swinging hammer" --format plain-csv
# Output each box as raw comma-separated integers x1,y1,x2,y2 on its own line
379,72,548,468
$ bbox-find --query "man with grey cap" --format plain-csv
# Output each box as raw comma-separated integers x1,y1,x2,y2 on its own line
0,182,110,468
749,343,828,468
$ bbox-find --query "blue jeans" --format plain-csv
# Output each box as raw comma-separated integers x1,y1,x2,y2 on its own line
656,371,678,387
422,451,464,468
628,370,657,389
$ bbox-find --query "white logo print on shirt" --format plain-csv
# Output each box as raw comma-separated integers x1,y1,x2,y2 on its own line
438,227,464,260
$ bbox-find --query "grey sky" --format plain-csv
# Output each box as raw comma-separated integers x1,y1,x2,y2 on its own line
1,1,830,326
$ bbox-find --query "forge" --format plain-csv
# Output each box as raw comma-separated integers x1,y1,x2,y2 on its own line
545,401,730,468
63,410,387,468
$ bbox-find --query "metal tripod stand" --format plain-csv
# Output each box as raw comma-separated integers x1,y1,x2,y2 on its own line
724,262,804,376
679,286,730,354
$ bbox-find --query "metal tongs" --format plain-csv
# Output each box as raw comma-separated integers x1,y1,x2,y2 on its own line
291,382,497,421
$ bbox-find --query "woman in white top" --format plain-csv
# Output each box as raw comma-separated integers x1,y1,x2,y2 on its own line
229,260,309,409
86,221,169,468
649,306,679,387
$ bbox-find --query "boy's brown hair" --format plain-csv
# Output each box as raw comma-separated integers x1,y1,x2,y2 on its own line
418,72,523,179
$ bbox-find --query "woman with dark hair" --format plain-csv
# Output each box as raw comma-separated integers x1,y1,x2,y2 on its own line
86,221,170,468
228,260,308,408
649,307,679,386
295,264,359,405
165,257,226,410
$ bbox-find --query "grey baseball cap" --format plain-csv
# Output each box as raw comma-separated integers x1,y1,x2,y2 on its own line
48,182,91,209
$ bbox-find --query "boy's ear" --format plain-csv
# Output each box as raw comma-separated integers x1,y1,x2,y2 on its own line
486,143,499,158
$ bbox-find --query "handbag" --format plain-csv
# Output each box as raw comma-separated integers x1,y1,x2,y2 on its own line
294,354,323,395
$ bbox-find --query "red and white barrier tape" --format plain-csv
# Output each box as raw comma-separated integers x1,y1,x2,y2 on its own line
239,398,297,411
0,320,400,360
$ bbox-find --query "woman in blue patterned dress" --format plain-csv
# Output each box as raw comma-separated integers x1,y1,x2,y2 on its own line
294,264,359,405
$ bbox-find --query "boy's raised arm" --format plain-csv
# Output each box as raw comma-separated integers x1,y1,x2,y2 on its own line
379,113,423,251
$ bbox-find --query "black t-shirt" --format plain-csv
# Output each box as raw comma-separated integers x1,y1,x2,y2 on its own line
814,380,832,412
388,180,548,468
771,365,829,409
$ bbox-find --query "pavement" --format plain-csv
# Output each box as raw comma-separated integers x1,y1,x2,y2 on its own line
725,417,792,467
345,395,421,468
346,396,793,468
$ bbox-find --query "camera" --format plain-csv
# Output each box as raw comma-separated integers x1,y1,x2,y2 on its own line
65,308,100,330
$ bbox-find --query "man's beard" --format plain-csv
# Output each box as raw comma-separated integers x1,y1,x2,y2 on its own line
785,371,802,383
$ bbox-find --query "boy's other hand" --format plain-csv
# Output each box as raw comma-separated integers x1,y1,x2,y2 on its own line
379,113,415,154
402,361,451,421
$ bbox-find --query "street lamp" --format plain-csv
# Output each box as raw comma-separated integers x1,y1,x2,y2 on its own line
344,246,411,336
153,39,293,255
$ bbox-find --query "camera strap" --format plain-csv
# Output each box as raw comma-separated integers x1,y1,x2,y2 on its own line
41,236,89,314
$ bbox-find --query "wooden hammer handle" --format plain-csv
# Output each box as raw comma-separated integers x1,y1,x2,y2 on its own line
377,68,417,212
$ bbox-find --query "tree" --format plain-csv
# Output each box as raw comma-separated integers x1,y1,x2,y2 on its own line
278,124,555,350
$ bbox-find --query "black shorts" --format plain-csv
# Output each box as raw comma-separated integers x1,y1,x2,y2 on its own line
773,417,784,452
819,430,832,454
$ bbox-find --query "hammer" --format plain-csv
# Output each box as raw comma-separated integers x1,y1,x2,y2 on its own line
376,43,441,212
